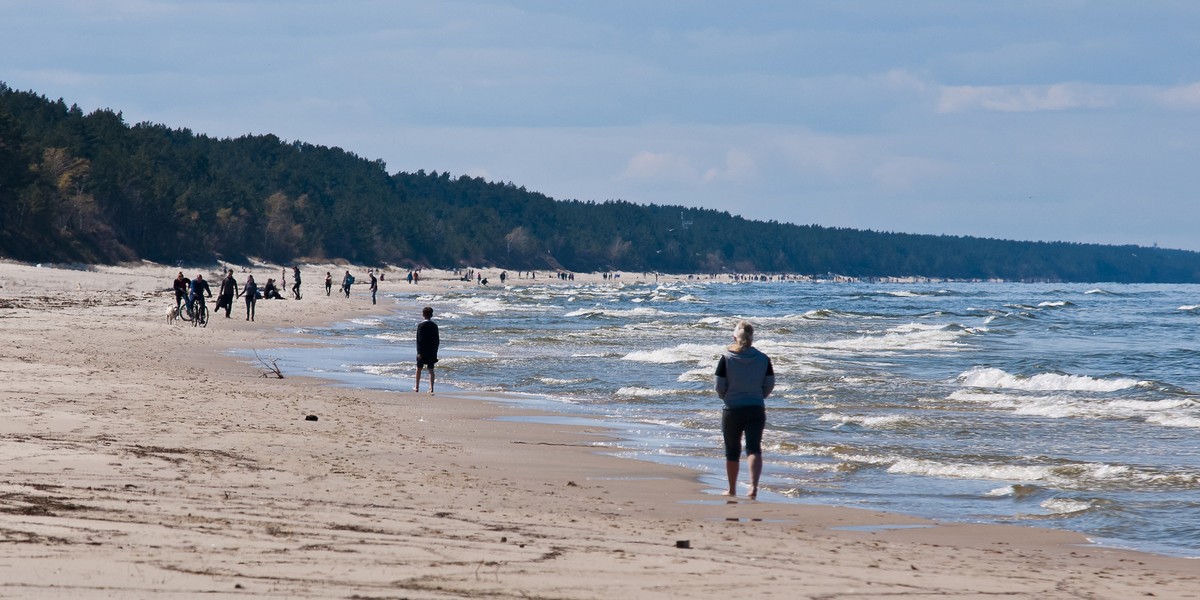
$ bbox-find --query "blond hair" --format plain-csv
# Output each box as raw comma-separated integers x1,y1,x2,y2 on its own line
728,320,754,352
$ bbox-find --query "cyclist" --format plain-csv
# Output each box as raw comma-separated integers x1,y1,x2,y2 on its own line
189,273,212,320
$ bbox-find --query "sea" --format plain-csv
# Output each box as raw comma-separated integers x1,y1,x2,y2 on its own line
254,277,1200,558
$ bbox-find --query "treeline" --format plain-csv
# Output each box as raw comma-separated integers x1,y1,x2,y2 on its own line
3,82,1200,282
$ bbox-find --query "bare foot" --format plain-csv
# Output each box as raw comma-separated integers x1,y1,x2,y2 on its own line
748,487,758,500
722,490,736,497
413,387,419,392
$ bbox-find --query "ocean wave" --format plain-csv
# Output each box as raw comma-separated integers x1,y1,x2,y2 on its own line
1178,305,1200,312
565,306,676,319
814,322,971,353
615,386,690,398
947,388,1195,423
985,483,1043,498
1145,413,1200,429
1037,300,1074,308
887,458,1055,482
957,367,1143,392
1040,497,1096,515
817,413,921,430
677,367,714,382
622,343,720,365
536,376,597,385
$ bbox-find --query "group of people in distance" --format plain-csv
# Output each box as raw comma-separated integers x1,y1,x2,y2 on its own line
169,267,773,501
174,269,262,321
174,266,391,324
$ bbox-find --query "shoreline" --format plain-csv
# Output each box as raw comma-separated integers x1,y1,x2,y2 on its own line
1,259,1197,598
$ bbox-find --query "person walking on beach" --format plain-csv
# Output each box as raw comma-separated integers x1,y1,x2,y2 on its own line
341,270,354,297
369,270,378,305
325,271,332,296
714,320,774,499
239,275,258,321
414,306,439,394
217,269,239,318
292,266,302,300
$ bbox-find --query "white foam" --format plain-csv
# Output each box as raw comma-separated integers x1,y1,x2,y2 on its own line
677,367,714,382
887,458,1055,482
537,377,594,385
818,413,919,429
1145,413,1200,429
615,386,686,398
958,367,1143,392
816,322,968,353
622,343,720,365
1041,498,1094,515
565,306,675,318
1038,300,1071,308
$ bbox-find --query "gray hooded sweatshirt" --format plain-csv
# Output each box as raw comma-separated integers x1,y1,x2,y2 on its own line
714,346,775,409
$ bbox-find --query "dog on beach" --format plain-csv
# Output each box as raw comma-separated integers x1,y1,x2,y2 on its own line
167,305,179,324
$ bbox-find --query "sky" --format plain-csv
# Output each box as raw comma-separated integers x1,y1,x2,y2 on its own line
3,1,1200,250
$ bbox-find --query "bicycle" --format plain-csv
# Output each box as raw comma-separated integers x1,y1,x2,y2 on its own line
180,297,208,327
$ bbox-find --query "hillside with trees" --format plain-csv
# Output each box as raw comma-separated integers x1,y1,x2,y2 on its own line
2,82,1199,282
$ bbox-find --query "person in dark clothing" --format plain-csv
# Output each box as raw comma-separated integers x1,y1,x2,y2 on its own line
216,270,239,318
369,270,378,305
324,272,333,296
414,306,439,394
714,320,775,499
292,266,302,299
189,273,212,315
173,272,189,311
262,278,283,300
341,271,354,298
239,275,258,321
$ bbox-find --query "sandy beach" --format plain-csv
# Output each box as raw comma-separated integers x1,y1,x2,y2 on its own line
0,260,1196,599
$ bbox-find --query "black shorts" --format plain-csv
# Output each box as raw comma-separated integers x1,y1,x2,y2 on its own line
722,405,766,461
416,356,438,368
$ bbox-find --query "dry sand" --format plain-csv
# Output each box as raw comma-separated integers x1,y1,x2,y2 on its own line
0,260,1196,599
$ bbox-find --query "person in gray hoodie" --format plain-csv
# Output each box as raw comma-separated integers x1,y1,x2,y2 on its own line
714,320,775,498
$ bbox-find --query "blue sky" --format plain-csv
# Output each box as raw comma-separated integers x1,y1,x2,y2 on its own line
4,1,1200,249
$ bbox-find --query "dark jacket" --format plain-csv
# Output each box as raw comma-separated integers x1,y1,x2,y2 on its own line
714,347,775,409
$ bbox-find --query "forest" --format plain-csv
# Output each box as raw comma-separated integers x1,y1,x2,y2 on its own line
3,82,1200,283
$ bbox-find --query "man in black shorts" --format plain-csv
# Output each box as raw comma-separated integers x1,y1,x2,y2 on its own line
414,306,439,394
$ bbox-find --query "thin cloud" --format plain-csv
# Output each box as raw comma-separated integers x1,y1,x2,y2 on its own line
936,83,1116,113
620,151,697,183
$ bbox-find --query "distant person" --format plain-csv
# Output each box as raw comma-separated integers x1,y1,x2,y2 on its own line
172,272,189,312
325,271,333,296
189,273,212,315
263,278,283,300
341,270,354,297
292,266,302,300
216,269,239,318
369,270,378,305
239,275,258,321
714,320,774,499
414,306,439,394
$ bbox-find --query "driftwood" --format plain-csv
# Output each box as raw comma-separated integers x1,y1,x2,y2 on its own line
253,350,284,379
